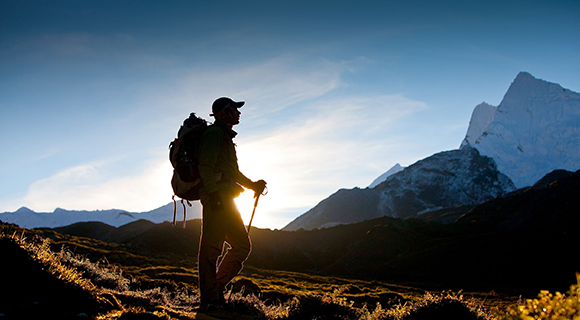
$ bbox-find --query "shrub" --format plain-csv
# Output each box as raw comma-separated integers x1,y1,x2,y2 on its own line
502,273,580,320
285,287,361,320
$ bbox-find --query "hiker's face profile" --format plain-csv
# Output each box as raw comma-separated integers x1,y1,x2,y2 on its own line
225,106,241,125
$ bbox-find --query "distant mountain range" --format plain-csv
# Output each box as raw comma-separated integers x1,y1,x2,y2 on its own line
0,202,201,229
283,72,580,231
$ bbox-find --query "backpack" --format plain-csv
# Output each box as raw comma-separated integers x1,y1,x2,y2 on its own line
169,113,208,227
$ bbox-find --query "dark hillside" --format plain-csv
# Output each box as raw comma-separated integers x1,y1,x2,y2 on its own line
51,219,156,243
121,220,201,256
529,169,576,190
111,219,156,242
456,169,580,230
0,236,104,319
51,221,116,239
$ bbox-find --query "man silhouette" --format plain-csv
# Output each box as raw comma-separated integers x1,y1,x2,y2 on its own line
197,97,266,310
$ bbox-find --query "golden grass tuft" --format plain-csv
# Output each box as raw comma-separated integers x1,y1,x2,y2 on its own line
8,229,97,292
501,273,580,320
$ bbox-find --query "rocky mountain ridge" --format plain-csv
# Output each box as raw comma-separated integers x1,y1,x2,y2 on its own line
284,145,515,230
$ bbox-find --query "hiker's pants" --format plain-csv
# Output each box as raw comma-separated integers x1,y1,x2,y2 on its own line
198,191,251,302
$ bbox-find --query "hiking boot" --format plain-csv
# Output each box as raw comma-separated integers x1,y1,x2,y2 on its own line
198,296,226,313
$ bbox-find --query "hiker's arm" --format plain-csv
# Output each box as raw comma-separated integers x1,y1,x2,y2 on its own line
199,127,223,195
237,172,266,194
236,172,254,189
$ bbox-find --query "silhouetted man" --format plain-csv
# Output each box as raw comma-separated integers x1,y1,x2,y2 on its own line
197,97,266,310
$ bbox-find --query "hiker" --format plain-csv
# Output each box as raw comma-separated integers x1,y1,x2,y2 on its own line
197,97,267,310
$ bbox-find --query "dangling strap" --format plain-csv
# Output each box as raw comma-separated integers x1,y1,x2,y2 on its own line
173,196,192,228
172,195,177,226
181,199,189,229
184,200,192,228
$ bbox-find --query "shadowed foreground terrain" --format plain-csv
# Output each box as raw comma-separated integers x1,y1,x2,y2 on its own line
1,223,579,319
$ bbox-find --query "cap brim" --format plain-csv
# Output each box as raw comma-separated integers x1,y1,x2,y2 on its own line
233,101,245,108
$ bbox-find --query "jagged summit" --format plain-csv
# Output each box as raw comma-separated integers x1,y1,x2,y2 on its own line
460,102,496,148
462,72,580,188
368,163,404,188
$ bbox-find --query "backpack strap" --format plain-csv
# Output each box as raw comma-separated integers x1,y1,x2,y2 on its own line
185,200,192,228
172,195,177,226
172,195,192,228
180,199,187,228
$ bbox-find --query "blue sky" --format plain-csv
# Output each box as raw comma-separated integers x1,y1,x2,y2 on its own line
1,0,579,229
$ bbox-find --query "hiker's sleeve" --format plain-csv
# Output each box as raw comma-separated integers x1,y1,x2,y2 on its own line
199,127,223,194
236,171,254,189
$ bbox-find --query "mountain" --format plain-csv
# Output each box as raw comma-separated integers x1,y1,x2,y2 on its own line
284,145,515,231
283,187,390,231
50,219,157,243
462,72,580,188
373,145,515,217
284,72,579,231
368,163,404,188
0,202,201,229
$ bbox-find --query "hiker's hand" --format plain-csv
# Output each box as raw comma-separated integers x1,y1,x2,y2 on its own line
209,192,224,210
252,180,267,197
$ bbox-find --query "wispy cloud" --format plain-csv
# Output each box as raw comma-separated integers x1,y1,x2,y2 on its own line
169,56,347,118
19,158,173,213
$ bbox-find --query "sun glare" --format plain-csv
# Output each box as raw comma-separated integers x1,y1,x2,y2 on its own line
234,140,309,230
234,191,261,227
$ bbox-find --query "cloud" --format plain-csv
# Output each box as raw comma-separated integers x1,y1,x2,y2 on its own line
19,158,173,213
168,56,347,118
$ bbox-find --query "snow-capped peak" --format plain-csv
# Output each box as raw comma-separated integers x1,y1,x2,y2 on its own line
462,72,580,188
368,163,404,188
460,102,497,148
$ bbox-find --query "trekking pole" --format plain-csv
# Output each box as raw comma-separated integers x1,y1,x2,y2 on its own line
247,194,260,233
247,186,267,234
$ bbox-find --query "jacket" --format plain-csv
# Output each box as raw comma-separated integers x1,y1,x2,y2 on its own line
198,120,253,197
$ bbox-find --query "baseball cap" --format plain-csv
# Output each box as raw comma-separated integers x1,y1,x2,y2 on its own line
211,97,245,116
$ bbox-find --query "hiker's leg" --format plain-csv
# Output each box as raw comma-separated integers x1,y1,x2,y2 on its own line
216,196,251,290
198,195,227,303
